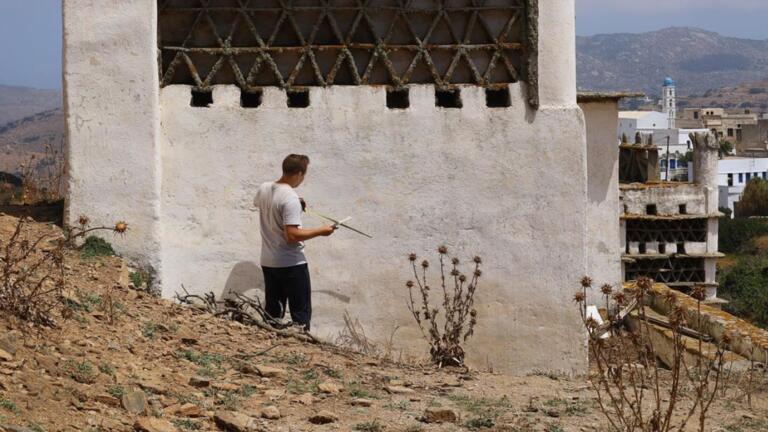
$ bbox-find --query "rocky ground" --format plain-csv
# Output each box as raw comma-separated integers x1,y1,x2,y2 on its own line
0,215,767,432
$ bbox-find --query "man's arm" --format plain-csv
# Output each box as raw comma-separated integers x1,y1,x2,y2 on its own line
284,224,335,243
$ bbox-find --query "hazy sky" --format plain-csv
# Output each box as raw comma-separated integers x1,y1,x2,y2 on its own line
0,1,766,90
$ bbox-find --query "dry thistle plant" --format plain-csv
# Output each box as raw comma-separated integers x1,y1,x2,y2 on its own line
0,215,128,326
405,245,482,367
576,276,728,432
17,142,65,204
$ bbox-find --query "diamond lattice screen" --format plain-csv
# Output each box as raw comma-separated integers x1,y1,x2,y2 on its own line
158,0,538,106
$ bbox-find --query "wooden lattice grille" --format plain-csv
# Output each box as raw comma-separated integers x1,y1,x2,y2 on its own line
158,0,538,106
626,218,708,243
625,257,705,284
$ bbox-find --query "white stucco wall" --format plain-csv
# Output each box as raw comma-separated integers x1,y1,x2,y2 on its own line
65,0,590,373
64,0,162,273
581,101,621,295
159,84,587,374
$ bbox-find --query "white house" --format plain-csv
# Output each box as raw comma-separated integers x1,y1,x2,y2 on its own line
717,157,768,216
618,111,670,141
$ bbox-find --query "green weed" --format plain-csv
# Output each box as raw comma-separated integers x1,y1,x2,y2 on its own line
80,236,115,259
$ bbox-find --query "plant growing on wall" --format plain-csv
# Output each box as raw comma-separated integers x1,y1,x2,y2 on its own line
576,276,728,432
405,246,482,367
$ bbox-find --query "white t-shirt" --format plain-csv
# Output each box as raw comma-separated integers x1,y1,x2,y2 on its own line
254,181,307,268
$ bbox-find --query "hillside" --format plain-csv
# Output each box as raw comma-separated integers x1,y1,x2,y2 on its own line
680,80,768,110
577,27,768,98
0,85,61,126
0,108,64,175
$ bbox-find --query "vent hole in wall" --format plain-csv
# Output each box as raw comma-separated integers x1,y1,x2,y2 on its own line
658,243,666,254
241,90,263,108
679,204,687,214
387,88,410,109
191,90,213,107
486,87,511,108
287,90,310,108
646,204,657,215
435,89,462,109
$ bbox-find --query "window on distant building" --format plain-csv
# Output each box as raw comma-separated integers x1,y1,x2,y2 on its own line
746,173,752,181
727,128,734,137
739,173,744,183
670,159,677,169
763,172,767,180
694,112,699,119
727,173,733,186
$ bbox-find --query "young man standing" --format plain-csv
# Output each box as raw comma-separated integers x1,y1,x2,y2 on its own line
254,154,335,331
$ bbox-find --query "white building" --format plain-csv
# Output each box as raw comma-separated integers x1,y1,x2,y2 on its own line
64,0,595,373
717,157,768,216
618,110,669,141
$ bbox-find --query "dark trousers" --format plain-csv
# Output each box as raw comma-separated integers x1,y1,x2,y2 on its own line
262,264,312,331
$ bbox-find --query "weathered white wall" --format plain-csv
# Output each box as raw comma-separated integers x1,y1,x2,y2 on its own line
580,101,621,294
65,0,590,373
63,0,162,273
159,84,587,374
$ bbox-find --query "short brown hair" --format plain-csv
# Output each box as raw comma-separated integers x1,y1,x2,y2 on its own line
282,154,310,175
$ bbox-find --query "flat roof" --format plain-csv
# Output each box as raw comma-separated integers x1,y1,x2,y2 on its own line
577,92,644,103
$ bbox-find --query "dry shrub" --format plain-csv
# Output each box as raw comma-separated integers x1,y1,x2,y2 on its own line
405,245,482,367
577,276,727,432
17,142,65,204
0,215,128,326
335,310,400,362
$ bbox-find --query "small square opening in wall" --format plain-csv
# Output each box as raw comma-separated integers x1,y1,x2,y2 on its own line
486,87,511,108
191,90,213,108
646,204,658,215
638,242,647,254
387,88,409,109
679,204,687,214
658,243,666,254
677,242,686,254
435,89,462,109
287,90,310,108
241,90,263,108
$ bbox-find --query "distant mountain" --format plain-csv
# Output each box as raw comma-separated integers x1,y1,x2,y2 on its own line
577,27,768,98
0,85,64,175
0,85,61,126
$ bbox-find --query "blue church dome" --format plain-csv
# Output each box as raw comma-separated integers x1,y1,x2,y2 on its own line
664,77,675,86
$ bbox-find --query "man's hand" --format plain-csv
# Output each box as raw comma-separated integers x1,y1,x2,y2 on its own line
319,224,336,236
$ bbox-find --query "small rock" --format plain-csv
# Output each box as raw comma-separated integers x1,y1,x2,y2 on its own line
122,390,148,415
423,407,459,424
308,410,339,424
292,393,315,405
214,411,257,432
261,405,281,419
317,381,342,394
264,389,285,400
253,365,285,378
350,398,373,407
385,385,415,394
93,394,121,407
133,417,178,432
212,382,240,392
177,402,202,417
188,376,211,388
0,349,13,362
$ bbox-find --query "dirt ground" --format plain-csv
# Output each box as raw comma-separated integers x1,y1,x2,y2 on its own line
1,215,767,432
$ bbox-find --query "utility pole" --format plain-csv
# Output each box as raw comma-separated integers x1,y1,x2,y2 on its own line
665,135,671,181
